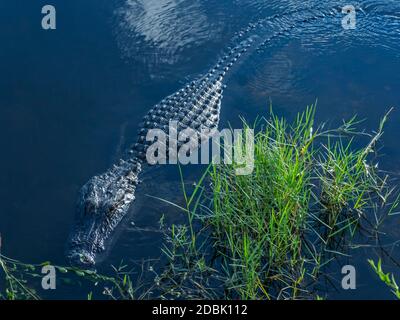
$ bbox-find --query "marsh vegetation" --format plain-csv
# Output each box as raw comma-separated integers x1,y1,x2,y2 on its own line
153,105,399,299
1,106,399,300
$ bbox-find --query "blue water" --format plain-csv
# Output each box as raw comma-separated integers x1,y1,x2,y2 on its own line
1,0,400,299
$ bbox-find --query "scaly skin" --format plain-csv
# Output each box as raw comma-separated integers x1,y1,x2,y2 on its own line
66,7,342,267
66,40,249,266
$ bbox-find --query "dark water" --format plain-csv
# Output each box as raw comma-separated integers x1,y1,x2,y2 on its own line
1,0,400,299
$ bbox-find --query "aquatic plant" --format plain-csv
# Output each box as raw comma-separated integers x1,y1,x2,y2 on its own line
1,106,398,300
368,258,400,300
153,105,398,300
0,243,148,300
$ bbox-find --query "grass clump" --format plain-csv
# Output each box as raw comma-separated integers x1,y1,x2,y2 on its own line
155,105,398,300
1,106,398,300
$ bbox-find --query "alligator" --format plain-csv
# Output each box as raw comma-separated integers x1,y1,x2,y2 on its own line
66,6,343,267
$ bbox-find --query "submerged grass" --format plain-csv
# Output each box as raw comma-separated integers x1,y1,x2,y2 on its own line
1,106,398,300
154,105,398,300
0,239,151,300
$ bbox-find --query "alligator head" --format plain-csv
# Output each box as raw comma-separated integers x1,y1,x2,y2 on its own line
65,77,224,268
66,158,142,268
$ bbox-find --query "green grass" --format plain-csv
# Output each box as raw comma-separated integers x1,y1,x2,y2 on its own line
368,259,400,299
154,105,398,300
1,105,398,300
0,250,150,300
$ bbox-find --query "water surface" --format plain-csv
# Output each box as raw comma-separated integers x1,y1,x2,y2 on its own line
1,0,400,299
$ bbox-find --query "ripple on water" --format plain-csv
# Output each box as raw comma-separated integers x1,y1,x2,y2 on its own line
113,0,218,79
291,1,400,57
114,0,400,70
110,0,400,273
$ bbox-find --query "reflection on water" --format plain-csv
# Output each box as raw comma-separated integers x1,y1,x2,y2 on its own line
1,0,400,299
111,0,400,301
114,0,216,78
114,0,400,81
117,0,209,52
